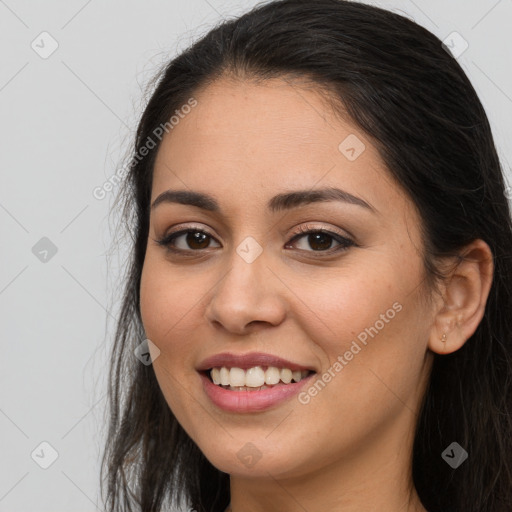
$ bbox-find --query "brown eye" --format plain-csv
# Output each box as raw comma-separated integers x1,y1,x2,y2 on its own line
156,225,355,256
184,231,211,250
285,227,355,253
303,232,335,251
156,229,221,252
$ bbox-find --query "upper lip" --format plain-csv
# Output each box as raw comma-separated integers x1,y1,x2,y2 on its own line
196,352,317,372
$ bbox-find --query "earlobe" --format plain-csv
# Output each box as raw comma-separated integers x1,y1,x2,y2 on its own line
431,314,463,355
428,239,494,355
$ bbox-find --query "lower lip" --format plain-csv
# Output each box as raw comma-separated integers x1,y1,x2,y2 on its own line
199,371,316,413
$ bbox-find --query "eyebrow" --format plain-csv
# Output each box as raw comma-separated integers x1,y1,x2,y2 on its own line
151,187,375,213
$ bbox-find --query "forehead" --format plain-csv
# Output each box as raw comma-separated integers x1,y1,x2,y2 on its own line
151,77,414,222
156,77,372,167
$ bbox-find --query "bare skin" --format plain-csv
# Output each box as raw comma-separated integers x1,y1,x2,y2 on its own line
139,76,493,512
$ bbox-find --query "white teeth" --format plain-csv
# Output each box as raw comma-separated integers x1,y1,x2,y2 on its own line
280,368,292,384
245,366,266,387
211,368,221,385
208,365,312,388
229,367,246,387
220,367,230,386
265,366,281,385
292,370,302,382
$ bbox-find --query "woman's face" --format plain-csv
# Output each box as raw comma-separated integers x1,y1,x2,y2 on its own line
140,77,437,479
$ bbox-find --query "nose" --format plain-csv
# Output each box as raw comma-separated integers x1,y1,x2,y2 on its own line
204,247,287,335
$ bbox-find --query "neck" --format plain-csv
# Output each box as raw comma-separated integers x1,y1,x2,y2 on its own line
228,468,425,512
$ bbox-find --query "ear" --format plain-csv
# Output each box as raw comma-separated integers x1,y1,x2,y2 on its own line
428,239,494,355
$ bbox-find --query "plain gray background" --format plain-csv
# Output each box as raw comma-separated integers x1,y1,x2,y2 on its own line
1,0,511,510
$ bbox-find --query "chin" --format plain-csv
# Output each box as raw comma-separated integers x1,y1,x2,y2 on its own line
200,443,309,479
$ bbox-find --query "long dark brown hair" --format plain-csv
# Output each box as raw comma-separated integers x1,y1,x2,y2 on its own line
100,1,512,510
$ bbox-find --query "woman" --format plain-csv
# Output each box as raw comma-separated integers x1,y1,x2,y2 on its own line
100,1,512,511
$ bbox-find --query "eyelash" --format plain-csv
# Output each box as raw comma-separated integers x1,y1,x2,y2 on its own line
155,223,355,257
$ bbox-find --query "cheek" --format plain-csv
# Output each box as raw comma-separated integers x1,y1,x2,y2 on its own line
139,254,205,345
293,264,400,351
306,251,425,350
139,255,207,429
292,261,427,409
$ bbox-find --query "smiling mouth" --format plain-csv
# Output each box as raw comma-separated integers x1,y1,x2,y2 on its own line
200,367,316,391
